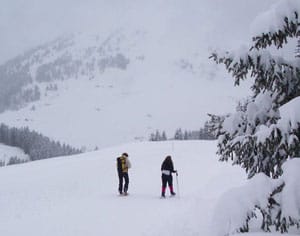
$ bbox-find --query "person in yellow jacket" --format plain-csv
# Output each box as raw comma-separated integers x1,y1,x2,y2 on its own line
116,152,131,195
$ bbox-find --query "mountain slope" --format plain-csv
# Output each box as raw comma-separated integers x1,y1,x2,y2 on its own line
0,30,251,149
0,140,247,236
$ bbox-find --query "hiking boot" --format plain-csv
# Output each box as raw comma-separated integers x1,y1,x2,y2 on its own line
169,186,175,196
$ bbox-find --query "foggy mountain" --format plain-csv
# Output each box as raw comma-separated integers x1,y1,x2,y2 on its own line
0,0,277,149
0,28,251,149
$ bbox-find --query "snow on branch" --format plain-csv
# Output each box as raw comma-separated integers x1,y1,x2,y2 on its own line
251,0,300,49
210,2,300,234
214,94,300,178
211,173,281,236
212,159,300,236
210,46,300,105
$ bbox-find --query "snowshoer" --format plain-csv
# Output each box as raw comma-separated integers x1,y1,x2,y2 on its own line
117,152,131,195
161,155,177,198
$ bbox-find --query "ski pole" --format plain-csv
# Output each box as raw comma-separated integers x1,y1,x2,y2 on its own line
176,172,180,198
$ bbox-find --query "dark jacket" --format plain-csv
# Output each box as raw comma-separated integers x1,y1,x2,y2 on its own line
161,158,176,174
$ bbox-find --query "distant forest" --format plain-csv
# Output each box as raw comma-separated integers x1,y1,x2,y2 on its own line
0,123,81,166
149,121,216,141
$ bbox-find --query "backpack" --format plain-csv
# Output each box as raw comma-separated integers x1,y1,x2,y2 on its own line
117,156,129,173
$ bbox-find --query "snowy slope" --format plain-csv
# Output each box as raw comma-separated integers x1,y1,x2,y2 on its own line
0,30,251,150
0,140,298,236
0,140,247,236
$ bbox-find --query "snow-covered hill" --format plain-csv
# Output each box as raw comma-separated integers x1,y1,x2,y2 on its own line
0,29,251,149
0,140,245,236
1,140,297,236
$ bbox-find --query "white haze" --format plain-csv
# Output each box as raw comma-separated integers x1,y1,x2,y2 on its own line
0,0,282,149
1,0,277,64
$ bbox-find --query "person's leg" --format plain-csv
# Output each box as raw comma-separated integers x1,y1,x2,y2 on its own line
118,173,123,194
123,172,129,194
161,175,167,197
168,175,175,195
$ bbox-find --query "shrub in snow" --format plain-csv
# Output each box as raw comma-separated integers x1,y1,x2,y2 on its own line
212,159,300,236
209,0,300,234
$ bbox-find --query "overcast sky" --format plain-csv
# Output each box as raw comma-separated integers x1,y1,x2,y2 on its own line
0,0,277,64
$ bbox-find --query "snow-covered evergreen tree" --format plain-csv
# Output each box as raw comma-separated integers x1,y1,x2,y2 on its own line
210,0,300,179
174,128,183,140
161,131,167,141
149,130,168,141
210,1,300,234
295,37,300,58
155,130,161,141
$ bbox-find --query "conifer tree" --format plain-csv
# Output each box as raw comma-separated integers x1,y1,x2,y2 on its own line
174,128,183,140
295,37,300,58
209,2,300,233
161,131,167,141
155,130,161,141
210,5,300,179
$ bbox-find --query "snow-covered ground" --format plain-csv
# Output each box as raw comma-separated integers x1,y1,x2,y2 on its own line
1,140,299,236
0,140,247,236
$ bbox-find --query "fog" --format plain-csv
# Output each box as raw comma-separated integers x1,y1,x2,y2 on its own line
1,0,277,64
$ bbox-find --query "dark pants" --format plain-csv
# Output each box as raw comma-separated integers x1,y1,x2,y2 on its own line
118,172,129,194
161,174,174,196
162,174,173,188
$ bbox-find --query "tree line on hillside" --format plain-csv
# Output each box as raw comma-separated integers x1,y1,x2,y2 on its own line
0,156,27,167
149,121,215,141
0,123,81,165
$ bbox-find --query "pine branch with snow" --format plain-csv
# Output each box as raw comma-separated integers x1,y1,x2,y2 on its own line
210,47,300,106
251,1,300,50
212,159,300,236
210,0,300,179
210,1,300,234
